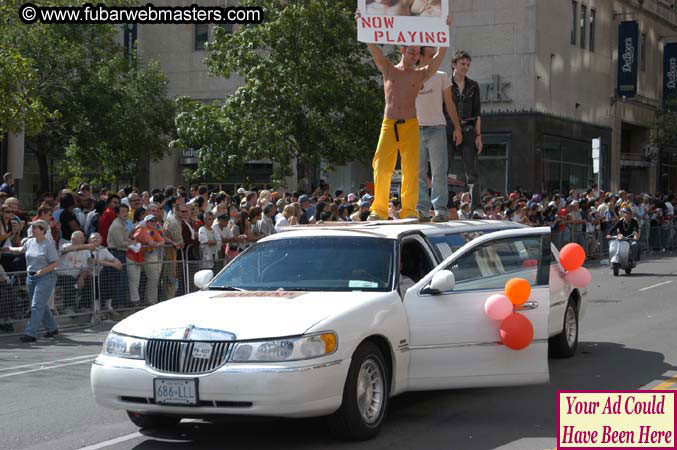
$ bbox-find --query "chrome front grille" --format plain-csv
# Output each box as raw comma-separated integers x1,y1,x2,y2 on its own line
145,340,232,374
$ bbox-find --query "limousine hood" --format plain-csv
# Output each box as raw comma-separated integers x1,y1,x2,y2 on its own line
112,290,388,341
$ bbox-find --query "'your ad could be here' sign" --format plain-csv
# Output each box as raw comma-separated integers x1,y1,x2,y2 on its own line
558,391,675,448
357,0,450,47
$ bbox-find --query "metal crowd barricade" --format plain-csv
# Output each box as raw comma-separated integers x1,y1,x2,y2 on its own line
0,267,97,336
181,244,231,295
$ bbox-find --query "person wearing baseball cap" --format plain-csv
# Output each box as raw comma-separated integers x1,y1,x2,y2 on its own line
298,195,311,224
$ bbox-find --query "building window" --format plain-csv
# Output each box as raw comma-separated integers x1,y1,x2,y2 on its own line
451,136,510,194
543,135,595,193
580,4,586,49
571,1,578,45
589,9,595,51
640,32,647,72
195,24,208,51
217,23,234,34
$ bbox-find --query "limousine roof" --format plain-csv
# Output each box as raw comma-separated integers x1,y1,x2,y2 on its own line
263,219,527,241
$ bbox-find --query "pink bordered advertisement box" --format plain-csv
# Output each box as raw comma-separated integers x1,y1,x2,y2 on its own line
557,390,676,449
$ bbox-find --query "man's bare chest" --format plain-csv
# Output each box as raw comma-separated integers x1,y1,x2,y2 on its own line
386,70,421,91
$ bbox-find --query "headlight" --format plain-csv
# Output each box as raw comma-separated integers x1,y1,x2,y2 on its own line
102,332,146,359
230,332,337,362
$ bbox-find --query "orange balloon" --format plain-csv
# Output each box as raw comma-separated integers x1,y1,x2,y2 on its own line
500,313,534,350
504,278,531,306
560,243,586,271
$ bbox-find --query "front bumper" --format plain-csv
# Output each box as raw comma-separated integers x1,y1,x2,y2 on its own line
91,355,350,418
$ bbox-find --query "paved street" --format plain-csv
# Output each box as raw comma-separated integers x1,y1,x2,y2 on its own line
2,255,677,450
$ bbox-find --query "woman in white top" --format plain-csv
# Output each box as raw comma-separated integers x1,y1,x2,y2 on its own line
198,211,221,270
275,204,297,231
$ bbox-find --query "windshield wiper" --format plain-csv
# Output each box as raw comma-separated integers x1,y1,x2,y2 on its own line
208,286,244,291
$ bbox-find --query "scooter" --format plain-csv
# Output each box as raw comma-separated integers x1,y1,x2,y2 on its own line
607,235,635,276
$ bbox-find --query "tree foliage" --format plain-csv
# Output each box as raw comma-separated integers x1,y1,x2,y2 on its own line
0,0,175,190
172,0,385,186
0,1,52,135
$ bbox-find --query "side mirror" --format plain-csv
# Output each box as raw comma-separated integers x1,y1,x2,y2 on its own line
424,270,455,295
194,270,214,290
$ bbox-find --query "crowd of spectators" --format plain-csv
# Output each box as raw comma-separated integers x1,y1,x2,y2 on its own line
0,171,675,332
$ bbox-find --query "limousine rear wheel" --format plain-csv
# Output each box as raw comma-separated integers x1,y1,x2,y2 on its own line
126,411,182,429
549,299,578,358
327,341,389,441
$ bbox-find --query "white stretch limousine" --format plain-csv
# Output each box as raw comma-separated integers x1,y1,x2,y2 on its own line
91,220,586,440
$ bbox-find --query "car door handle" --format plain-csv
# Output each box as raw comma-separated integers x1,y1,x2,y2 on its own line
516,300,539,310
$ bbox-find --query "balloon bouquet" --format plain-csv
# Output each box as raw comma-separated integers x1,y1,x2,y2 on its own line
482,243,591,350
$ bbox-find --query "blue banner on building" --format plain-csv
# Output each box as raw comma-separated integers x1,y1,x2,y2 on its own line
123,23,137,54
617,21,638,99
664,43,677,107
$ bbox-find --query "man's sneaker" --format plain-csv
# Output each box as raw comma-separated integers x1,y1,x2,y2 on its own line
432,214,448,223
418,212,431,223
44,329,59,338
19,335,37,343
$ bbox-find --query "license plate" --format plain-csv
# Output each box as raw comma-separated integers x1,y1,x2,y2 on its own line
192,342,212,360
154,378,198,406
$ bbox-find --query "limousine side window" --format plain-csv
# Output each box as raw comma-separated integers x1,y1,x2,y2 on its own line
429,231,488,259
445,236,543,291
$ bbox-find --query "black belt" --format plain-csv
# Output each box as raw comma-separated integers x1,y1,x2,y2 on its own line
394,119,406,142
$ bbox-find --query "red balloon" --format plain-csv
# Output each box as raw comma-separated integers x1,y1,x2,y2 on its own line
500,313,534,350
560,243,586,271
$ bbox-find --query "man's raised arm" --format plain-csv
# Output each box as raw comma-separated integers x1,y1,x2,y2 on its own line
367,43,393,75
420,47,447,83
356,9,392,75
420,15,452,82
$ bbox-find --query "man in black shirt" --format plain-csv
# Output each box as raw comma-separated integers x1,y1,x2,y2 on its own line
608,208,641,264
445,51,482,211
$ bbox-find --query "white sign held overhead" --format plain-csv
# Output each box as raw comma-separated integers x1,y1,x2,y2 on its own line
357,0,450,46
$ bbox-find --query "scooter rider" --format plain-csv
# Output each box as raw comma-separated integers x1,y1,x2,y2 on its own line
607,208,641,265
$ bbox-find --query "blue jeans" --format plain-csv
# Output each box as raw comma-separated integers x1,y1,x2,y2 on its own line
24,272,58,337
417,126,448,216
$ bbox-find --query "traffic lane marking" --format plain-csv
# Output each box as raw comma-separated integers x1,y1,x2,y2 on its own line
638,280,673,292
0,353,98,372
0,357,96,379
75,420,201,450
652,374,677,390
75,432,143,450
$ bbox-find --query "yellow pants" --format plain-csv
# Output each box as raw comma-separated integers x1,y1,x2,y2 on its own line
371,118,420,219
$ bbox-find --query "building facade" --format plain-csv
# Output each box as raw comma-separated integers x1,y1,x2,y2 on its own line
135,0,677,195
444,0,677,195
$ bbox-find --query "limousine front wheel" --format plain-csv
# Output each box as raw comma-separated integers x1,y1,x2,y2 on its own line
328,342,389,441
